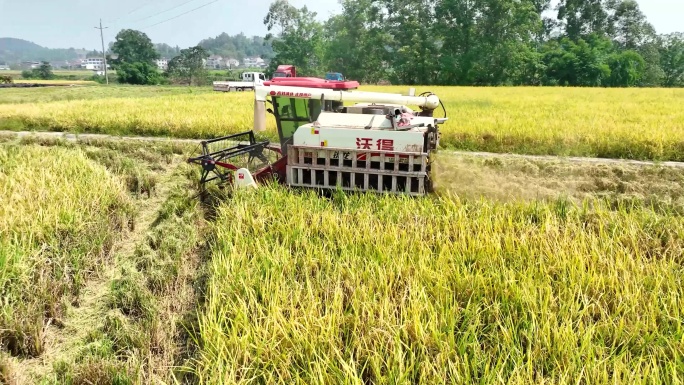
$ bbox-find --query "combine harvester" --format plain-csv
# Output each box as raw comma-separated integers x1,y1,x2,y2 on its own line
189,68,447,196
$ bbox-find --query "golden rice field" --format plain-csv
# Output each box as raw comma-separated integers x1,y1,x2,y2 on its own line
195,186,684,384
0,144,132,358
0,86,683,161
2,85,684,384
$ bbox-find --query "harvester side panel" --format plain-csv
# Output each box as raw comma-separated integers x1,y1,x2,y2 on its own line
287,145,430,196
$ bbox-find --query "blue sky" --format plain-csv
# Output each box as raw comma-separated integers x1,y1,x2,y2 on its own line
0,0,681,50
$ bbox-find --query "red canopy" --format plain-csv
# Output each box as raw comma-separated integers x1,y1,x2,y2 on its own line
264,77,360,90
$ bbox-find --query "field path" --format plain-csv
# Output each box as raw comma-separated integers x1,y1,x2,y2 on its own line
3,129,684,169
13,156,184,384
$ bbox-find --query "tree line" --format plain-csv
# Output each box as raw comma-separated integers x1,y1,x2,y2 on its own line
265,0,684,87
103,30,275,85
198,33,274,61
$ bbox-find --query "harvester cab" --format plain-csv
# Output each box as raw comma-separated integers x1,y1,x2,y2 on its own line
188,72,447,196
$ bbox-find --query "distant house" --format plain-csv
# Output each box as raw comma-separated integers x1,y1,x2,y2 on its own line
205,55,224,69
69,59,84,69
156,58,168,70
21,61,41,70
50,61,70,70
0,63,10,70
226,58,239,68
242,57,265,68
81,57,109,70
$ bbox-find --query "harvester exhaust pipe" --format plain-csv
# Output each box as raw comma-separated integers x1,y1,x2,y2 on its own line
254,99,266,132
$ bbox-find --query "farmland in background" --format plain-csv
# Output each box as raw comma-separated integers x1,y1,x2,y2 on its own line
0,85,212,104
11,80,98,85
1,86,684,161
1,70,106,80
0,68,271,87
1,83,683,384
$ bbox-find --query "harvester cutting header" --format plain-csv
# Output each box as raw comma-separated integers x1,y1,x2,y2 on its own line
188,67,447,196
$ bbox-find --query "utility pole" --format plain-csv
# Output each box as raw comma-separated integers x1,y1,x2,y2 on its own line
94,19,109,84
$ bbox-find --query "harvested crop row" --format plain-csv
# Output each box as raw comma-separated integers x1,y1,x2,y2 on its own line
195,187,683,384
0,145,133,358
1,86,684,161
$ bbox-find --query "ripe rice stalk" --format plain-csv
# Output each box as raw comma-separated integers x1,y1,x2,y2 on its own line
1,86,683,161
0,144,133,358
192,186,684,384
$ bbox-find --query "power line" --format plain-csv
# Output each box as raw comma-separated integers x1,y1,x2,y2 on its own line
130,0,202,24
107,0,160,25
140,0,220,30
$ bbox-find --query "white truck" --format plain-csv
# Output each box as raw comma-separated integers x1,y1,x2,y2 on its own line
213,71,266,92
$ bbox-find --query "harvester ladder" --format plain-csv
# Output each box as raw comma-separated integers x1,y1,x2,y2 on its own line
286,145,429,196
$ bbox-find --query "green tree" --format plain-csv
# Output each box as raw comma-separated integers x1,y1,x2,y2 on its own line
110,29,159,65
606,49,645,86
199,33,274,61
35,61,54,80
263,0,324,77
110,29,160,85
155,43,181,58
85,49,102,58
658,33,684,87
607,0,660,85
556,0,614,41
541,34,612,86
116,62,162,85
166,46,210,86
376,0,440,85
634,40,663,86
434,0,481,85
260,0,683,88
322,0,390,83
611,0,655,50
22,61,55,80
435,0,546,85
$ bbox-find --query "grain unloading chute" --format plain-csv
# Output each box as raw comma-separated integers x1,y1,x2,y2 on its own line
189,75,447,196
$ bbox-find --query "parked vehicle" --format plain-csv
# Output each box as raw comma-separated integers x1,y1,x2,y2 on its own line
272,65,296,78
325,72,345,81
213,71,266,92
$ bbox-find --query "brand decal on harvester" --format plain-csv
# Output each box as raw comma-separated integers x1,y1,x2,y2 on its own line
270,90,312,98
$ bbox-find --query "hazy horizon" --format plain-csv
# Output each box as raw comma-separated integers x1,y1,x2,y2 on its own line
0,0,681,51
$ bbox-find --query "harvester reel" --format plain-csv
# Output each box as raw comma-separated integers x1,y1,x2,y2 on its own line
187,131,280,192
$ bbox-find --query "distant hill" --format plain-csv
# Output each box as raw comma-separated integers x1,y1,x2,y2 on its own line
0,33,274,66
0,37,87,64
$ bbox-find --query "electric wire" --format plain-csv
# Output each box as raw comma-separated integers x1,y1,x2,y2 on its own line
130,0,202,24
141,0,221,30
106,0,160,25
